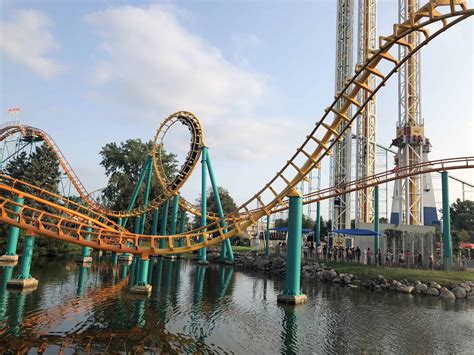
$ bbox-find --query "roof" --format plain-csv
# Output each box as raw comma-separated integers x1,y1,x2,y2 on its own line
331,228,385,237
460,242,474,249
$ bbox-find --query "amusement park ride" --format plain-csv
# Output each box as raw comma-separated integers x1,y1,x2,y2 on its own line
0,1,473,303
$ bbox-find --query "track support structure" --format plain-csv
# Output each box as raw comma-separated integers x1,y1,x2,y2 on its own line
277,188,307,305
441,172,453,271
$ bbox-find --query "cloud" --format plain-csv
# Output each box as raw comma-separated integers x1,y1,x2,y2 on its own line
86,4,267,119
0,9,65,78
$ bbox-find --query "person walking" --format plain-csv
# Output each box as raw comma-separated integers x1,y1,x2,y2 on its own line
355,246,361,263
367,248,372,265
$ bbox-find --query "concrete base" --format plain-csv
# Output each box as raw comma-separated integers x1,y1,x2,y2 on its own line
197,260,209,265
277,293,307,305
0,255,19,265
130,284,152,296
118,254,133,262
7,278,39,291
76,256,93,264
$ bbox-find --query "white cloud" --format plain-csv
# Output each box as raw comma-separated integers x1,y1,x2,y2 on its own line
87,4,267,119
0,10,65,78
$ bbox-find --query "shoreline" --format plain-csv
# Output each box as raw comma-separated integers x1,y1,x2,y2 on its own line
205,249,474,301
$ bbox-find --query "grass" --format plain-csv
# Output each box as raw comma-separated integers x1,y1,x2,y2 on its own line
228,245,253,253
326,262,474,285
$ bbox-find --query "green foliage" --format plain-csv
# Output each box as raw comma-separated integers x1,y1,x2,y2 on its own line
379,217,389,224
450,199,474,242
3,144,66,254
274,214,317,230
192,186,238,228
99,139,178,233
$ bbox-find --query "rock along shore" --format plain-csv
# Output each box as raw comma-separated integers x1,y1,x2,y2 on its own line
205,250,474,301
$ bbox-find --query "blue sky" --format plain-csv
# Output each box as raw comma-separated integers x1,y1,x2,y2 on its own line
1,0,473,220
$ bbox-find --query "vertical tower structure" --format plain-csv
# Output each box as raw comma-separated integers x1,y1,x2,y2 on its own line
330,0,354,230
355,0,377,224
390,0,437,226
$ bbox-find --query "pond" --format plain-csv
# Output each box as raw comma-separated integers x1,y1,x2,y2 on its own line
0,255,473,353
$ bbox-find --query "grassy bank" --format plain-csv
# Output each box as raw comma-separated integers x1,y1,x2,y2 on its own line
326,262,474,285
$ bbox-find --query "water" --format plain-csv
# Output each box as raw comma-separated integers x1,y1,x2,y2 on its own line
0,256,473,353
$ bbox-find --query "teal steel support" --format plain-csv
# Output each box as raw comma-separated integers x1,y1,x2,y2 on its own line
81,226,92,258
128,257,138,289
281,192,303,297
178,209,186,248
374,185,380,255
140,159,154,233
0,267,13,321
170,195,180,235
5,196,24,256
205,148,233,262
11,293,26,337
119,264,129,280
315,201,321,247
170,194,180,255
151,209,159,234
442,171,453,271
16,234,35,279
159,200,169,250
147,257,154,284
137,257,150,286
265,216,270,257
199,147,208,262
112,252,118,266
77,266,87,297
122,156,152,228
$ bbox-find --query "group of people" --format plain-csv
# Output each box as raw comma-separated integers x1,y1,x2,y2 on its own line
298,242,436,269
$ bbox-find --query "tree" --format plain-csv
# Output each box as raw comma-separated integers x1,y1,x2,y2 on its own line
99,139,178,233
192,186,238,228
379,217,389,224
450,199,474,242
3,144,65,255
273,214,315,229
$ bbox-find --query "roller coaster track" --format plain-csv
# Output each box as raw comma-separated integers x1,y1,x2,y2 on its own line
0,1,472,256
0,111,207,219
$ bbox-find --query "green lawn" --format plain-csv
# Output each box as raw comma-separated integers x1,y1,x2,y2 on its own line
326,262,474,285
230,246,253,253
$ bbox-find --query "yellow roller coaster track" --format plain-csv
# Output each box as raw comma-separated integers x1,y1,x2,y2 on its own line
0,0,472,256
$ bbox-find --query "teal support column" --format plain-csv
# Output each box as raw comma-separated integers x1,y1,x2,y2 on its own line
178,209,186,248
81,226,92,258
442,171,453,271
112,252,118,266
199,147,208,262
277,189,307,304
119,264,129,280
170,195,180,253
133,299,146,328
136,257,150,286
17,234,35,279
128,257,138,289
122,156,152,228
374,185,380,255
315,201,321,248
159,200,169,250
4,196,24,256
0,267,14,322
147,257,154,284
265,216,270,257
205,148,234,262
77,266,87,297
151,209,160,234
11,292,26,337
140,158,154,233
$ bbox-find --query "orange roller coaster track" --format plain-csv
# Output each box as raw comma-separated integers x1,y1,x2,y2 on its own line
0,1,472,256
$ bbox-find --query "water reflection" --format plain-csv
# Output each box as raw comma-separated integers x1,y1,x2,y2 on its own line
0,258,472,353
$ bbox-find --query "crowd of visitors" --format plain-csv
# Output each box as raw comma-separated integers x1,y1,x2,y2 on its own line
275,241,436,269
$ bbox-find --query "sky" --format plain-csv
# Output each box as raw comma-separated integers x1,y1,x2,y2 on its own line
0,0,473,221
